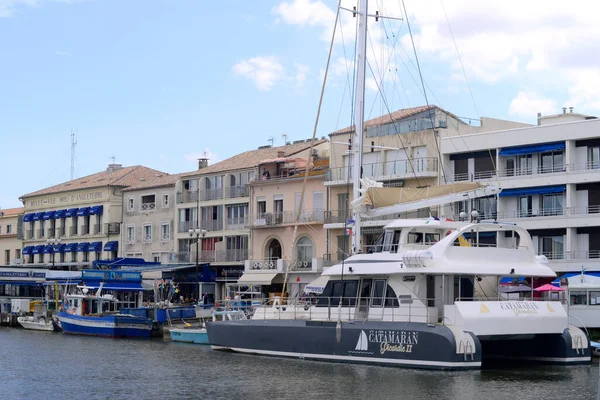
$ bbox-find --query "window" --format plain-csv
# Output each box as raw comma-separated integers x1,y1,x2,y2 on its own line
518,195,533,218
141,195,156,211
539,236,563,259
540,194,563,216
4,250,9,265
15,249,20,260
517,154,532,176
143,224,152,242
257,199,266,216
127,225,135,242
505,158,515,177
539,150,564,173
371,279,386,307
454,159,468,181
227,204,247,228
570,291,587,306
6,224,11,234
296,237,314,267
588,147,600,169
128,198,134,210
589,291,600,305
163,193,169,207
161,222,170,241
337,192,350,222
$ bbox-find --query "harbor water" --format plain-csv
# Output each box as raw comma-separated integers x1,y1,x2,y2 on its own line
0,327,598,400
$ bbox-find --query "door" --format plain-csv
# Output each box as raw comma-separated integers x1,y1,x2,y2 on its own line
356,278,373,314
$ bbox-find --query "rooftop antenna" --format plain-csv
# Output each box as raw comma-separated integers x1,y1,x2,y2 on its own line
282,132,288,145
111,155,116,164
70,130,77,181
268,136,274,147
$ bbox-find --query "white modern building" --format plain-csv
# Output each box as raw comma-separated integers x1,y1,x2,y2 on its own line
440,108,600,273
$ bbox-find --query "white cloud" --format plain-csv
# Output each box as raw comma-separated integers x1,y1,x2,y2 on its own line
232,56,285,91
272,0,335,29
294,63,310,87
509,91,557,117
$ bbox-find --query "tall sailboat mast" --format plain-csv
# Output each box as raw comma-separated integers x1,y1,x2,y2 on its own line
351,0,368,255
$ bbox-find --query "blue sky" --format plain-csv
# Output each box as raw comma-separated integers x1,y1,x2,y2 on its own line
2,0,599,209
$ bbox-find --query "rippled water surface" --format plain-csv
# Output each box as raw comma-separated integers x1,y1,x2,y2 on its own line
0,327,597,400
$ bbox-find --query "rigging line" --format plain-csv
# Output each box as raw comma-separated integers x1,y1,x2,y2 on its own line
335,9,354,131
365,59,422,187
401,0,449,186
281,0,342,300
39,149,71,186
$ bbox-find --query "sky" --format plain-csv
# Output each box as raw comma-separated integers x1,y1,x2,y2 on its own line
2,0,600,209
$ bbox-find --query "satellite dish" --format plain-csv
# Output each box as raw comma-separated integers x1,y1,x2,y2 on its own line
82,288,89,295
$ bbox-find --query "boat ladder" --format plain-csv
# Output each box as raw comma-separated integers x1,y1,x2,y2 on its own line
574,335,584,355
458,339,475,361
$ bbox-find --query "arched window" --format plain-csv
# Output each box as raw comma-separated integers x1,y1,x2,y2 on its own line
267,238,282,260
296,236,313,268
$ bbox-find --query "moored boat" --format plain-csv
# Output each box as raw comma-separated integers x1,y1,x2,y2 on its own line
57,285,154,338
17,302,60,332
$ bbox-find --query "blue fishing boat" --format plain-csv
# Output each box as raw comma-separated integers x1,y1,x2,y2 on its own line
169,327,209,344
57,284,153,338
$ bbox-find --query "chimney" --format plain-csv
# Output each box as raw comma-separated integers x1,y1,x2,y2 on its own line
537,112,542,126
197,158,209,170
277,151,285,158
569,107,574,113
106,163,123,173
562,107,567,114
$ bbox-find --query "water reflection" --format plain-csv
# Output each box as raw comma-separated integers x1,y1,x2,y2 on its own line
0,328,597,400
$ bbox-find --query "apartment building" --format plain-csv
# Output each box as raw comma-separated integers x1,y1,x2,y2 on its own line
324,105,527,261
175,140,328,298
0,207,24,265
240,154,329,297
121,173,180,263
19,164,166,269
440,108,600,273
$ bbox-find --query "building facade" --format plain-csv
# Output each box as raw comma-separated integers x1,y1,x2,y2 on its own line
324,105,527,261
121,173,180,263
440,108,600,273
0,207,24,266
19,164,167,269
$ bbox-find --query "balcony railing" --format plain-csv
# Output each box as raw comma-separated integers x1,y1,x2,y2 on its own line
200,188,223,201
37,229,45,238
188,249,249,263
201,219,224,231
176,190,200,204
80,225,89,235
92,224,101,235
58,226,66,237
326,157,438,183
47,228,55,238
226,217,248,230
225,185,249,199
178,220,199,233
141,202,156,211
249,210,325,227
324,210,395,224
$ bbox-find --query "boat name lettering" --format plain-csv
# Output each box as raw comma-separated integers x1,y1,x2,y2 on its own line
368,330,419,345
380,342,414,355
499,301,539,316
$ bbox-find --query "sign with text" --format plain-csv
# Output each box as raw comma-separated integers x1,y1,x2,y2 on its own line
27,190,107,209
82,270,141,282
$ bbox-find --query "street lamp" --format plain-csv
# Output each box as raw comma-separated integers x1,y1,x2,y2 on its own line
189,228,207,302
47,238,62,268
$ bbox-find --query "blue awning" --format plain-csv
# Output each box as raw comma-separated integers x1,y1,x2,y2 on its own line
76,242,90,252
42,211,55,220
23,214,34,222
65,208,79,217
76,207,90,217
84,282,144,291
54,209,67,218
104,241,118,251
499,185,566,197
89,205,104,215
22,246,34,255
499,142,565,156
42,245,55,254
551,272,600,285
500,277,528,284
89,242,102,252
0,281,42,286
32,212,44,221
64,243,78,253
31,245,45,254
54,244,66,253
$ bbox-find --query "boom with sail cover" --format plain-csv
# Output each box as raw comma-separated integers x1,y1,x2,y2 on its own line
351,177,500,218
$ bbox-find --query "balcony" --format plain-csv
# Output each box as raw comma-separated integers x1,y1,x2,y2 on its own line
178,220,199,233
188,249,249,263
249,210,325,228
200,188,223,201
201,219,224,231
325,157,438,185
141,202,156,211
176,190,199,204
225,185,249,199
244,258,325,273
324,210,394,226
226,217,248,230
496,208,564,220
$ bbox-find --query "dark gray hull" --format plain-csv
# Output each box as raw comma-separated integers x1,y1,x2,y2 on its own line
206,319,482,370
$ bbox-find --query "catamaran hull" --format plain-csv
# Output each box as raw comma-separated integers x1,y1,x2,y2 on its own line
57,312,153,338
206,320,482,370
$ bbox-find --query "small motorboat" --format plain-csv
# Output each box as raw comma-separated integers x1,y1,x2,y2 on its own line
17,303,59,332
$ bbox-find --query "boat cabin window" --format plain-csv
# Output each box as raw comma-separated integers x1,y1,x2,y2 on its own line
570,291,587,305
367,233,384,254
408,232,440,245
385,286,399,307
382,230,401,253
316,280,358,307
371,279,386,307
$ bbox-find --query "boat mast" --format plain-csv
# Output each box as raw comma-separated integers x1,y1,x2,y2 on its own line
351,0,368,255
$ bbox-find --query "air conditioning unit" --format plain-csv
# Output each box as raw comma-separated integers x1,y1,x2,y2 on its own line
107,222,121,234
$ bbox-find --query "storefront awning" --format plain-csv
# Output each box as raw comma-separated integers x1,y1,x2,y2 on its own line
76,207,90,217
76,242,90,252
22,246,34,255
42,211,55,220
54,209,67,218
237,272,278,285
31,245,45,254
64,243,78,253
304,275,330,294
104,241,118,251
23,213,34,222
498,185,566,197
83,282,144,291
65,208,79,218
498,142,565,156
89,205,104,215
33,212,44,221
42,245,55,254
88,242,102,252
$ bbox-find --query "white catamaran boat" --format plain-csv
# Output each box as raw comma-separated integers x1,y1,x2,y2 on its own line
206,0,591,369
